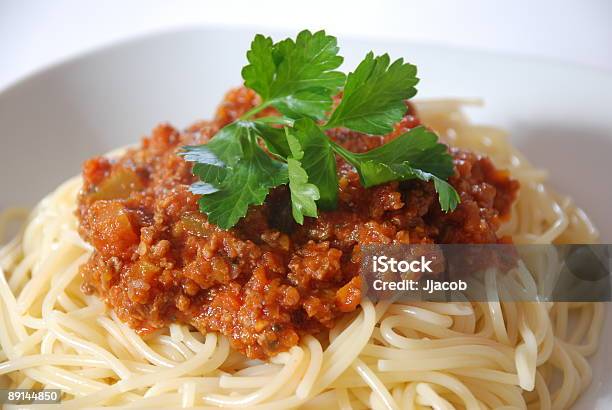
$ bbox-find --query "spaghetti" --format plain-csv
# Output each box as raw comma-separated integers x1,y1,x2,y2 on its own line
0,100,604,409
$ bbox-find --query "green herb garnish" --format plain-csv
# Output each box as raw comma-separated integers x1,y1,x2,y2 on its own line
181,30,460,229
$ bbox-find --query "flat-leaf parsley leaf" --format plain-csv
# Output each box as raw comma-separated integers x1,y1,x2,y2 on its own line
181,30,460,229
325,52,418,134
242,30,345,120
286,130,320,224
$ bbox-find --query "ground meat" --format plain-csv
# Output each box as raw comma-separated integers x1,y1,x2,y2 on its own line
77,87,519,359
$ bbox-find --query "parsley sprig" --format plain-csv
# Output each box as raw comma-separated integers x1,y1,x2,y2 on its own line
181,30,460,229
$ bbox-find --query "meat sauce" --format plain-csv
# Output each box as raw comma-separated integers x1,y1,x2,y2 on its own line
77,88,519,359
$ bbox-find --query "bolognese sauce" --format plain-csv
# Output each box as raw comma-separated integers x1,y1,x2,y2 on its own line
77,87,519,359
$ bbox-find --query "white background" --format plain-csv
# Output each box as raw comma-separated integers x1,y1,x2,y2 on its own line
1,0,611,91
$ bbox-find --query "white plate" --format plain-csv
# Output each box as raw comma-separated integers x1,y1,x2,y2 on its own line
0,27,610,409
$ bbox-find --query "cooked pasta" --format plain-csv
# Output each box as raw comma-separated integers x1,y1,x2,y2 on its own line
0,100,603,409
